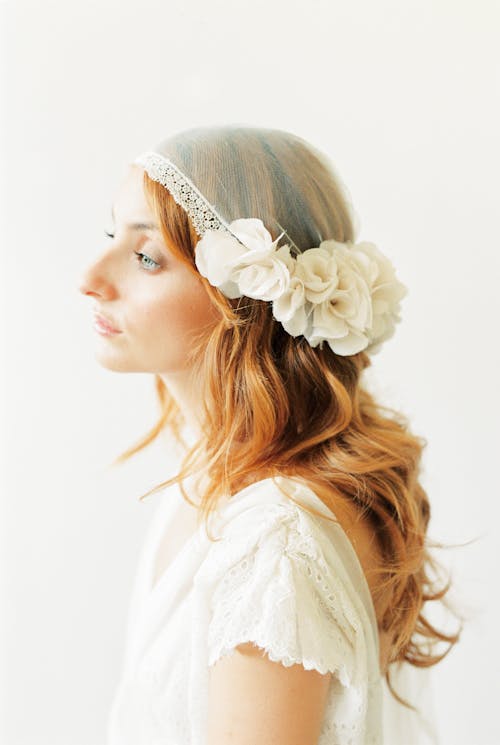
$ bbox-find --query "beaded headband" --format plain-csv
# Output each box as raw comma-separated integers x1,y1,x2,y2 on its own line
133,150,408,356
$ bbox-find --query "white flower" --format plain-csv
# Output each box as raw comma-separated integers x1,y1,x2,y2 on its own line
231,242,294,302
194,216,407,356
195,218,293,302
346,240,408,352
293,245,340,303
295,240,372,354
227,218,279,254
272,272,309,336
271,244,343,338
194,229,248,299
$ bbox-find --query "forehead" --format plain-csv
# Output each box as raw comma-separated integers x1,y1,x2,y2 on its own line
114,164,150,209
112,165,159,231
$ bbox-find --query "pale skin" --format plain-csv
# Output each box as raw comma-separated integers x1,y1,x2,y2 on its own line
79,163,391,744
78,164,217,435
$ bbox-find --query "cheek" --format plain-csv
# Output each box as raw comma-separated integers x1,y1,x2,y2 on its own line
180,281,221,339
134,276,220,343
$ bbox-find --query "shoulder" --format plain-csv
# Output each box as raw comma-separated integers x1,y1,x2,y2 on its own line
203,475,336,569
201,477,372,745
196,476,366,678
224,474,337,535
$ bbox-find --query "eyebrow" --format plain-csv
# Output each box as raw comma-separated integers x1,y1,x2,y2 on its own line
111,205,159,232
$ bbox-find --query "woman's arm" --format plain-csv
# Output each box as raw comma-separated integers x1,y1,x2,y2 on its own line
207,641,332,745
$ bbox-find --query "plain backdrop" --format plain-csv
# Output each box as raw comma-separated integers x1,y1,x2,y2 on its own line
0,0,499,743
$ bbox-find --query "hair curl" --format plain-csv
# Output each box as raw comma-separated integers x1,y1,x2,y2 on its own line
112,130,465,712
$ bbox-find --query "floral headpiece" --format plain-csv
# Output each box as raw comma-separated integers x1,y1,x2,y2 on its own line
134,150,408,356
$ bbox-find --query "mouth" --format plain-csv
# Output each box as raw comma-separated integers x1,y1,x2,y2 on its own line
93,312,122,335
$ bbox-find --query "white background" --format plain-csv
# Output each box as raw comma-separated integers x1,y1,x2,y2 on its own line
0,0,499,743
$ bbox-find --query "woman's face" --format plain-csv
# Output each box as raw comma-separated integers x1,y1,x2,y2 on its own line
78,164,220,375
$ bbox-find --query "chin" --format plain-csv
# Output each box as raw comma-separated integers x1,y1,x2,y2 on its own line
93,350,137,373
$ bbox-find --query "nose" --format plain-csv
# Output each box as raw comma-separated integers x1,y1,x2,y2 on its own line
78,269,91,296
78,265,100,298
77,254,117,299
78,278,100,298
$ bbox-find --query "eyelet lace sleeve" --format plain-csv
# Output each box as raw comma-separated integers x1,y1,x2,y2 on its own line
199,500,370,691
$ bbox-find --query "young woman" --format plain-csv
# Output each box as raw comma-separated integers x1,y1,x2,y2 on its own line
79,126,461,745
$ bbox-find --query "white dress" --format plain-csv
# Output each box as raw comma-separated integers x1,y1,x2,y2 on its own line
106,427,440,745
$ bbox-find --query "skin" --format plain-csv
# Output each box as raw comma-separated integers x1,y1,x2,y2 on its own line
77,163,355,743
207,643,331,745
78,163,219,434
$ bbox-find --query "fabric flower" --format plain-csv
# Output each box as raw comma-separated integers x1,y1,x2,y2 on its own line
194,216,407,357
195,218,293,302
348,241,408,352
272,272,309,336
299,240,373,354
293,245,341,304
226,218,281,254
194,229,248,299
230,243,294,302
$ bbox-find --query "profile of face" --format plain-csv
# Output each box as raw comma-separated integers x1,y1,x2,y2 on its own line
78,165,221,377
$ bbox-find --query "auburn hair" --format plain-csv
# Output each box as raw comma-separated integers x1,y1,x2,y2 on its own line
112,135,464,711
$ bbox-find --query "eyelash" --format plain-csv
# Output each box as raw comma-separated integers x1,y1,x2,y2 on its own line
104,231,161,272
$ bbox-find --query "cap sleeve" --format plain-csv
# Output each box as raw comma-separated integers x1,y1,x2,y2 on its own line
200,497,369,689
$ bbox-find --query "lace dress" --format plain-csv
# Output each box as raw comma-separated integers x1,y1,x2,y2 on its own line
106,430,440,745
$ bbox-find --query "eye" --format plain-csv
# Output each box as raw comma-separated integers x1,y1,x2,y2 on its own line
134,251,161,271
103,231,160,272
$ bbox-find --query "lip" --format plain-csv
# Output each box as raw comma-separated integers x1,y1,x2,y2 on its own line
93,312,122,334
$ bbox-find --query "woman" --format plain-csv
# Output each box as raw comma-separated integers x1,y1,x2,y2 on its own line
79,126,461,744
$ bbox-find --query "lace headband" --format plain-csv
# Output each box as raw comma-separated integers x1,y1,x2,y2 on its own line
133,151,245,243
133,150,408,356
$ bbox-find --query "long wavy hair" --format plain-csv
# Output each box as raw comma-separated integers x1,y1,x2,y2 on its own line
112,127,463,710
